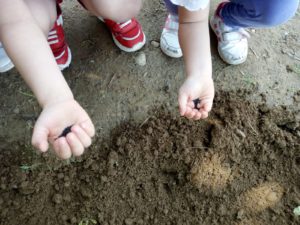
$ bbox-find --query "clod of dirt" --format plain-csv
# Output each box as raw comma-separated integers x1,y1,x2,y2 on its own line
52,193,63,204
124,218,134,225
190,154,232,192
107,150,119,176
237,209,245,220
80,186,93,198
238,182,284,213
235,218,264,225
135,52,146,66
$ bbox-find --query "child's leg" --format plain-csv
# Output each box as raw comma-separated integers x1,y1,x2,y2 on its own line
79,0,146,52
24,0,57,36
221,0,299,28
80,0,141,22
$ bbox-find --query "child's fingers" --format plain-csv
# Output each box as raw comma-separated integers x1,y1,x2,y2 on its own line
187,100,195,109
193,111,202,120
66,132,85,157
200,110,209,119
178,93,189,116
31,126,49,152
72,125,92,148
200,100,213,113
80,120,95,137
54,138,72,159
185,108,196,119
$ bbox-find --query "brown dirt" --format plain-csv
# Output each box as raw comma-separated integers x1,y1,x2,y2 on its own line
0,91,300,225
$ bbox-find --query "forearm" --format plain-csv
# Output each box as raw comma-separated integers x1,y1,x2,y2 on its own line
178,6,212,78
0,0,73,107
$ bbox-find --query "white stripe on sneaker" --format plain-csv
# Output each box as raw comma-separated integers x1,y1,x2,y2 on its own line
55,49,66,60
119,20,132,28
48,30,57,36
48,34,58,40
48,40,59,45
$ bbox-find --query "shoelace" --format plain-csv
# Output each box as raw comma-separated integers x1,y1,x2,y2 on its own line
223,27,250,42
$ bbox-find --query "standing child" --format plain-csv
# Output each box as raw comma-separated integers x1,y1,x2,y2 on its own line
160,0,299,120
0,0,146,159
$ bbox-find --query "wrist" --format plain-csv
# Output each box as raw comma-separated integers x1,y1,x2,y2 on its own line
40,91,74,108
187,69,212,79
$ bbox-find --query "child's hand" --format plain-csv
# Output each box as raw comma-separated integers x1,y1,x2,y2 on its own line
178,75,214,120
31,99,95,159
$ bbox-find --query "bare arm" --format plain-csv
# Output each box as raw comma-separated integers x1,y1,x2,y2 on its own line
0,0,95,159
178,5,212,79
177,4,214,120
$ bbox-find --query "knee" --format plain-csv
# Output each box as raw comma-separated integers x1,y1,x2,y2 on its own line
87,0,142,22
259,0,299,27
25,0,57,36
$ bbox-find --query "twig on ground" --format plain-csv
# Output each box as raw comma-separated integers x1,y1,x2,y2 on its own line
107,74,116,88
250,47,259,58
139,116,152,128
248,122,258,136
18,90,35,98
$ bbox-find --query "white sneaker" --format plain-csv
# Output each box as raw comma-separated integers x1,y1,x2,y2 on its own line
0,43,14,73
210,3,250,65
160,14,182,58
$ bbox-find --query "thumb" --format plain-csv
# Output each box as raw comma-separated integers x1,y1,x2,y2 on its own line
31,124,49,152
178,93,189,116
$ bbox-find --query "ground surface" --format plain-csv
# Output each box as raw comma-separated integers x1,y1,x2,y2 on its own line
0,1,300,225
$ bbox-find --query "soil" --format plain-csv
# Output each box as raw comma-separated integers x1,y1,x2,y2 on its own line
0,91,300,225
0,1,300,225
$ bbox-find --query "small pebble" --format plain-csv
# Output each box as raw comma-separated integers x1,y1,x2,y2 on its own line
70,217,77,224
135,52,146,66
151,40,160,48
64,181,71,188
13,108,20,114
101,175,108,183
147,127,153,134
293,206,300,216
236,129,246,138
63,194,71,202
266,192,278,202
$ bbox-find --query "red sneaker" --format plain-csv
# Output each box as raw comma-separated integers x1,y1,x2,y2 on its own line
48,13,72,71
101,18,146,52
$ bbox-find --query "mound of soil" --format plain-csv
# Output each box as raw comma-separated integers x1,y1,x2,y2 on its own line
0,91,299,225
